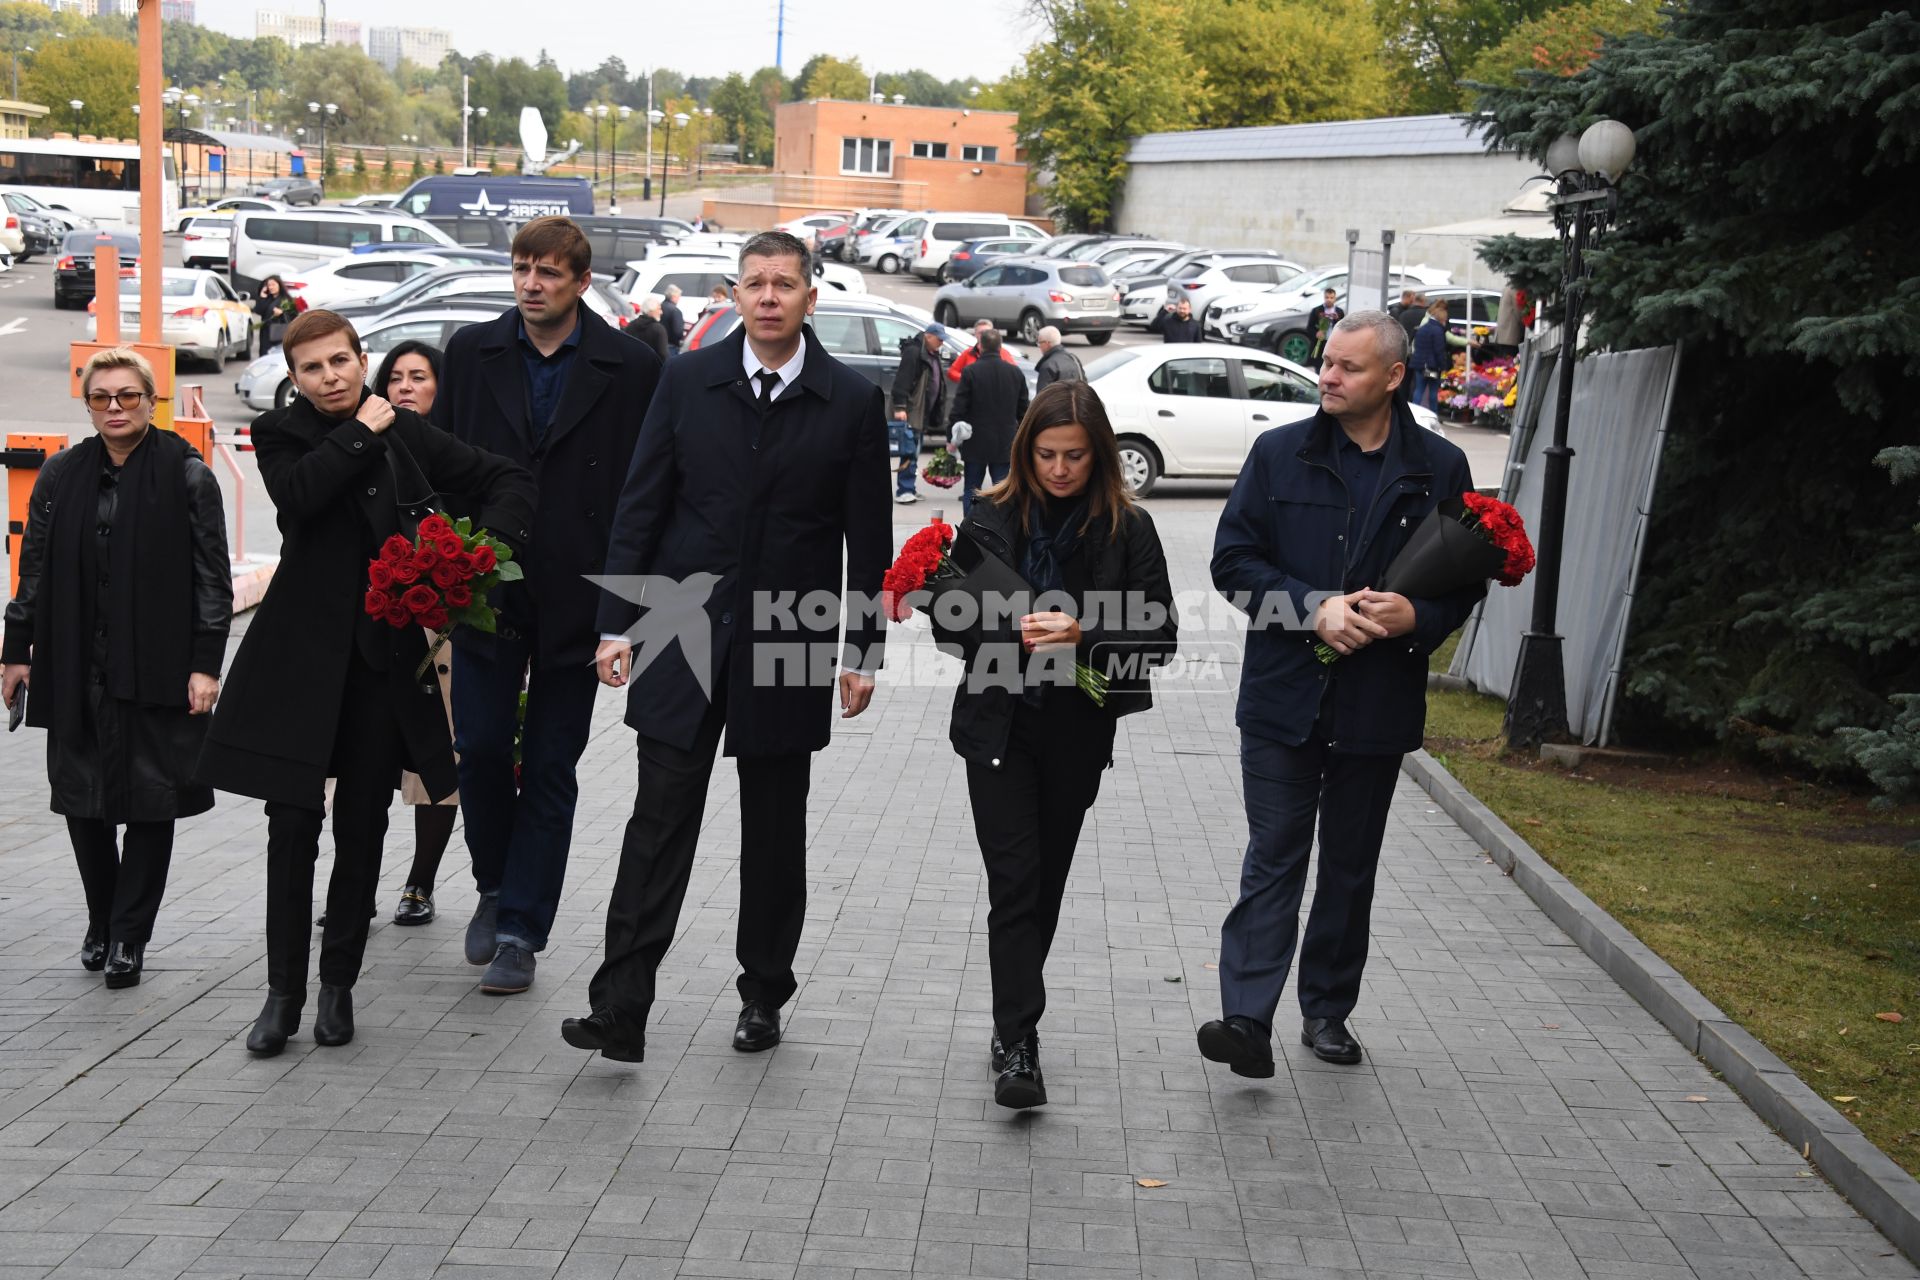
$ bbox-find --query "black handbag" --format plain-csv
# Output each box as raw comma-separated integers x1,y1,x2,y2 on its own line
384,423,443,540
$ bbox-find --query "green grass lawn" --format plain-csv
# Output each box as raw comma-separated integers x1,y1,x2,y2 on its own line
1423,635,1920,1176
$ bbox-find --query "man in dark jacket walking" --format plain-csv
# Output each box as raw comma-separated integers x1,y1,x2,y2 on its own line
432,216,663,997
1196,311,1483,1078
560,230,890,1065
1033,325,1083,390
1147,297,1202,343
951,329,1028,515
890,325,945,505
661,284,687,352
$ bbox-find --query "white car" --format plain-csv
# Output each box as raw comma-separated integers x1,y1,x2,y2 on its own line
86,269,254,368
341,194,397,208
616,253,863,299
268,250,505,309
173,196,284,233
1204,265,1457,345
854,214,921,273
1162,257,1305,322
775,212,850,240
1083,343,1442,496
180,215,231,270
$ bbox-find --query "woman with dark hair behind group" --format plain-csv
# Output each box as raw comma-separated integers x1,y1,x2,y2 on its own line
254,275,296,357
3,348,233,989
372,339,459,927
930,380,1177,1109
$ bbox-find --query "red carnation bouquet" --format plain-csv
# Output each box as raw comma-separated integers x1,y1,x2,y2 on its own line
364,513,525,679
1315,491,1535,664
884,518,1111,705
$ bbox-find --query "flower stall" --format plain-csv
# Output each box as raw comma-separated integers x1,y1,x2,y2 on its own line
1437,350,1520,431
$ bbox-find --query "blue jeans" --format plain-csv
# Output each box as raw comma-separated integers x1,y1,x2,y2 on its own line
1216,727,1402,1032
450,637,600,952
961,456,1009,516
1412,370,1439,412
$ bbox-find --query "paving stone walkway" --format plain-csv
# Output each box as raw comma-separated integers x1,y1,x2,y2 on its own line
1,508,1913,1280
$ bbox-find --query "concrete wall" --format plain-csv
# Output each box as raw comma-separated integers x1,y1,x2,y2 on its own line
1112,150,1540,284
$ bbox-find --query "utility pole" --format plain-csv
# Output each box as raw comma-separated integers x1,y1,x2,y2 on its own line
775,0,785,71
320,0,328,44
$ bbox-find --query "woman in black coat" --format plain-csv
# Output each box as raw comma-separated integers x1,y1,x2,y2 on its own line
2,348,232,989
929,380,1177,1110
253,275,295,357
196,311,536,1057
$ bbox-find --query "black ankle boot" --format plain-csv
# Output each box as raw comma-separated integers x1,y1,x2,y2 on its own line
103,941,144,989
246,991,303,1056
81,925,108,972
313,984,354,1047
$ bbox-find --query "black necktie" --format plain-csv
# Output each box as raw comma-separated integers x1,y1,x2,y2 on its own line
754,369,780,403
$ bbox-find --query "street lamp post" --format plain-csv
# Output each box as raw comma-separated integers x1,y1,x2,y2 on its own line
474,106,488,166
1503,117,1637,751
68,98,83,134
651,109,688,216
590,104,607,196
610,105,631,213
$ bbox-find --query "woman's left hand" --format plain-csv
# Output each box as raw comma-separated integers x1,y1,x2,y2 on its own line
1021,612,1081,650
187,673,220,715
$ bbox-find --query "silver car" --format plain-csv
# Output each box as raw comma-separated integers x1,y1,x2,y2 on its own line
236,301,513,411
931,256,1121,346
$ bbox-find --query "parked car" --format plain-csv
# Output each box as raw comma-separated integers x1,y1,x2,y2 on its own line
340,194,396,208
1163,256,1305,321
942,236,1041,284
1084,239,1188,267
228,208,455,294
178,215,232,270
775,212,852,241
908,212,1047,282
1,197,62,259
1414,287,1506,340
1119,248,1286,321
0,186,96,235
932,256,1121,345
615,252,863,302
1034,233,1111,258
1083,344,1443,496
1214,265,1458,355
830,208,910,261
853,214,920,273
52,228,141,309
249,176,324,205
328,265,509,319
173,195,284,232
86,268,253,367
273,249,508,309
0,208,23,260
236,300,516,411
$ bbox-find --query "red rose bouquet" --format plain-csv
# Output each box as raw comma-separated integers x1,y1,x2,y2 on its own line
883,518,1110,705
364,512,524,679
921,447,962,489
1315,492,1534,664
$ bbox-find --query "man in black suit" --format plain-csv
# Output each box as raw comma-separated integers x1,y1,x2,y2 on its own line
661,284,687,353
561,230,891,1063
432,216,663,997
952,328,1029,515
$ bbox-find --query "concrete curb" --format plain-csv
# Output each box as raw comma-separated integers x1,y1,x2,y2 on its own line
1402,748,1920,1263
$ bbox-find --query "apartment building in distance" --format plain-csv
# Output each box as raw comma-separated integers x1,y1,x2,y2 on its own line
368,25,452,72
256,9,363,49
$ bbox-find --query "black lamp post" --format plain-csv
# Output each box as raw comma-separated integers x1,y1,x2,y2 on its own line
610,105,630,213
651,109,688,216
1503,118,1636,750
590,104,606,195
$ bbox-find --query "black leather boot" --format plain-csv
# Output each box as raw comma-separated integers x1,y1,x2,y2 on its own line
103,941,144,989
80,925,108,972
313,984,354,1047
246,991,303,1056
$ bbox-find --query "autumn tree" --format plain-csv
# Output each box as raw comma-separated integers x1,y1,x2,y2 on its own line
798,55,868,102
1374,0,1564,113
21,34,137,139
1463,0,1665,86
1012,0,1202,230
1184,0,1390,127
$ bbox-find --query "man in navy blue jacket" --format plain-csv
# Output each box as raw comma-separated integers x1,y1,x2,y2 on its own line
1198,310,1483,1076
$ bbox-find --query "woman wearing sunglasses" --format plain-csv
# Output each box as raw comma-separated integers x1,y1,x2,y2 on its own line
2,349,233,988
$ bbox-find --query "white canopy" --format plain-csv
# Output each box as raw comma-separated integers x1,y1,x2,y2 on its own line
1408,214,1556,240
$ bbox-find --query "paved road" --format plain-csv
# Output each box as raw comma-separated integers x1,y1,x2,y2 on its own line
0,507,1911,1280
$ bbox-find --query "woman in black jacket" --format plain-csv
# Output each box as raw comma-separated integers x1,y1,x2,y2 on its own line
930,380,1177,1109
253,275,295,357
196,310,536,1057
2,348,232,988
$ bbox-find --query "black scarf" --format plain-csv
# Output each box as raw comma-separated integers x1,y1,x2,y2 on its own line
1018,495,1089,709
37,430,194,738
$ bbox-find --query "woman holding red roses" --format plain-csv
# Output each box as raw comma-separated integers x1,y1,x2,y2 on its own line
196,312,535,1058
369,342,463,928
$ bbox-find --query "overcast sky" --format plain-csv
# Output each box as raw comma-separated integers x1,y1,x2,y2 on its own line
192,0,1037,84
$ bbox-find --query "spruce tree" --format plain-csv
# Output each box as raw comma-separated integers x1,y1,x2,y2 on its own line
1475,0,1920,791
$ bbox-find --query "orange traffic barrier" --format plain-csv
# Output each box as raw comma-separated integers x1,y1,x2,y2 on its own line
4,433,67,601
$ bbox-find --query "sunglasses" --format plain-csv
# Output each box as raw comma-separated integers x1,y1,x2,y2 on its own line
85,390,149,411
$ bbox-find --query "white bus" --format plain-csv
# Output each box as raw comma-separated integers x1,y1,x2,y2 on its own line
0,138,177,230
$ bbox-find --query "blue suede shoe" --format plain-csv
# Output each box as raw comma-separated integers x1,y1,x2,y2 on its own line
479,941,535,995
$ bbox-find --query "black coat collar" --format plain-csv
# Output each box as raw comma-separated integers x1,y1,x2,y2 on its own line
1298,398,1434,479
707,324,836,403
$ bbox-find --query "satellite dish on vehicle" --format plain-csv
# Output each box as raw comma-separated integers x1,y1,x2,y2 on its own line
519,108,547,168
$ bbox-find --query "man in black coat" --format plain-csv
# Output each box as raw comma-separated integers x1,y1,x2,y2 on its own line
629,293,672,362
1148,297,1203,343
951,328,1029,515
198,310,536,1056
560,231,891,1064
431,216,663,997
661,284,687,352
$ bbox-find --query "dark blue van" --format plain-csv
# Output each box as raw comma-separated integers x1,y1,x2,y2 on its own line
392,174,592,220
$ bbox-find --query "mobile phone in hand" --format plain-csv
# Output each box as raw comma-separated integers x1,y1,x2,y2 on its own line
7,686,24,732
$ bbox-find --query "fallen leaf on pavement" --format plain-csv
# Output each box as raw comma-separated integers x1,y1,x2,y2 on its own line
1163,975,1182,984
1833,1095,1859,1103
1523,817,1543,827
1136,1178,1168,1188
1683,1095,1709,1102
